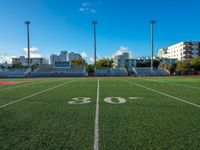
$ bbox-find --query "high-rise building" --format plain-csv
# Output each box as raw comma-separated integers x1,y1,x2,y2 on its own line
69,52,82,60
113,52,136,69
158,42,200,60
12,56,49,66
50,51,82,68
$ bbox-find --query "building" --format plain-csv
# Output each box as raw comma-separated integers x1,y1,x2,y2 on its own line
12,56,49,66
50,51,82,68
113,52,136,69
136,57,151,64
159,58,177,64
69,52,82,60
158,48,168,58
158,41,200,60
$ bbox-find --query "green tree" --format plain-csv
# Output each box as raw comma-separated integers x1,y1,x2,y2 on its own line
159,62,176,74
86,64,94,75
96,59,113,68
124,64,129,71
71,59,87,66
176,61,191,74
190,57,200,72
12,62,23,68
31,64,39,71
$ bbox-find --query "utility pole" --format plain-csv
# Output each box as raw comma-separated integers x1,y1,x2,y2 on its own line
25,21,31,68
150,20,156,71
92,20,97,69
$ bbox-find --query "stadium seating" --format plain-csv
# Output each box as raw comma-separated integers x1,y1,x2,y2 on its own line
0,68,31,77
94,68,128,76
133,67,170,76
30,65,86,77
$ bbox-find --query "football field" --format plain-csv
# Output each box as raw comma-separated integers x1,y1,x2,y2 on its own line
0,77,200,149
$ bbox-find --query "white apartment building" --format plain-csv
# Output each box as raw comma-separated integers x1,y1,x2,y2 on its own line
158,41,200,60
158,48,168,58
113,52,136,69
12,56,49,66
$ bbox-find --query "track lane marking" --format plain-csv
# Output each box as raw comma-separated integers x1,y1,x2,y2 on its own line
0,80,77,109
119,79,200,108
94,78,99,150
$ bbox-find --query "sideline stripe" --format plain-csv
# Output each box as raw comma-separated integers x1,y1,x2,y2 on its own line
94,78,100,150
119,79,200,108
142,78,200,90
0,80,76,109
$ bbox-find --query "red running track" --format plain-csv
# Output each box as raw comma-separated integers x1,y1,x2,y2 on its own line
0,81,17,85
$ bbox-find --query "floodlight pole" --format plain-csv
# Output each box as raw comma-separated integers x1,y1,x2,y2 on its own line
150,20,156,71
25,21,31,68
92,20,97,69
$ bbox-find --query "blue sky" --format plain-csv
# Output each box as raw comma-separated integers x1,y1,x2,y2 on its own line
0,0,200,63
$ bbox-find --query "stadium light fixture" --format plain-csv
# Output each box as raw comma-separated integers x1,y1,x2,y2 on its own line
25,21,31,68
150,20,156,71
92,20,97,68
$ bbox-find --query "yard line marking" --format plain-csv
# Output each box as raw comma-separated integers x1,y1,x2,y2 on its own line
119,79,200,108
142,78,200,90
0,80,77,109
94,78,100,150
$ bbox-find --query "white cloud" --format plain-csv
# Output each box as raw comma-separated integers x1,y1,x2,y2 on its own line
82,2,92,7
80,51,88,58
80,51,95,63
112,46,134,58
89,56,94,62
104,56,111,59
23,47,42,58
0,54,16,64
79,2,97,13
79,7,89,12
90,9,96,13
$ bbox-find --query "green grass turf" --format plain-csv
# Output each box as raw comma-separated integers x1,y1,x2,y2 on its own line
0,77,200,149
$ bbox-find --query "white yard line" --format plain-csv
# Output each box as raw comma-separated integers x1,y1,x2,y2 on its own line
142,78,200,90
119,79,200,108
0,80,76,109
94,78,100,150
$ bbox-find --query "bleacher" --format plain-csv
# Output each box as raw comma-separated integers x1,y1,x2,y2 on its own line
30,65,86,77
110,68,128,76
154,69,170,76
94,68,128,76
0,68,30,77
133,67,170,76
94,68,110,76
